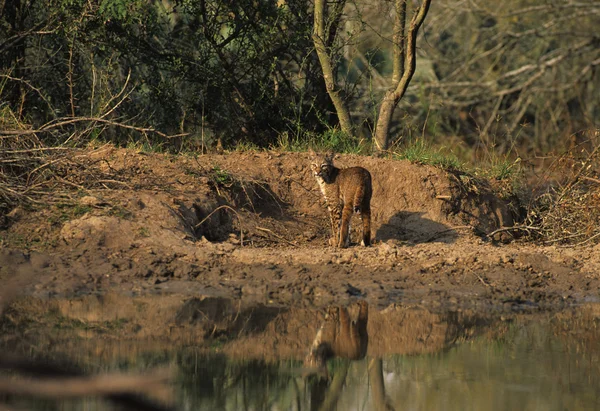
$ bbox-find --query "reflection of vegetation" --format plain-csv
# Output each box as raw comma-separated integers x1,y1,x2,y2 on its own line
3,306,600,411
161,314,600,410
381,320,600,411
177,351,304,410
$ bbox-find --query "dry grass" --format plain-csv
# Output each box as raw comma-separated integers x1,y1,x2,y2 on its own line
526,131,600,246
1,134,132,219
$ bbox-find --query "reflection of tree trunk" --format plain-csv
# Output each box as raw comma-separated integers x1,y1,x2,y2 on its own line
318,362,350,411
369,358,394,411
310,376,329,411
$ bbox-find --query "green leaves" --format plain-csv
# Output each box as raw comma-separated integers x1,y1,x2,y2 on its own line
98,0,147,25
99,0,128,22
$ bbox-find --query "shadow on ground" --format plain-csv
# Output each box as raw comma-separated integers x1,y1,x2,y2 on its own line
375,211,458,244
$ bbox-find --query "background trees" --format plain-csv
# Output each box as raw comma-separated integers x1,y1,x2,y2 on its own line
1,0,598,155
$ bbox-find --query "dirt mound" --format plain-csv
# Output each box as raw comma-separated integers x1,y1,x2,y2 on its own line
49,148,513,250
191,151,515,244
2,146,515,255
2,146,599,311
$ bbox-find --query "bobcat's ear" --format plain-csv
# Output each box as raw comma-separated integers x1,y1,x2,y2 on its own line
325,150,335,162
308,148,316,157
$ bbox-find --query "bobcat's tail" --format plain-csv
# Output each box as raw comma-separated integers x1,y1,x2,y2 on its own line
353,174,372,213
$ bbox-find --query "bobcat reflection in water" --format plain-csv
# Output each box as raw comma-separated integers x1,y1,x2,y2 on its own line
304,300,369,373
303,300,394,411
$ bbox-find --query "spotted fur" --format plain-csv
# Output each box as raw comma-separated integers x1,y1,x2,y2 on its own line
309,149,372,247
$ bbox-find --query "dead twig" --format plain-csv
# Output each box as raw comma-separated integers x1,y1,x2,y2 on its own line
195,205,244,246
95,179,134,189
557,145,600,203
1,116,188,141
562,232,600,248
256,226,297,246
0,74,55,114
486,225,541,239
581,175,600,185
475,273,492,288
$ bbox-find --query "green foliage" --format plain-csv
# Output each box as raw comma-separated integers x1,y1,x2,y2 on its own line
394,139,463,170
479,157,523,181
0,0,326,149
276,129,366,154
233,141,261,152
48,203,92,226
210,166,234,186
98,0,147,24
107,204,133,219
137,226,150,238
2,0,596,156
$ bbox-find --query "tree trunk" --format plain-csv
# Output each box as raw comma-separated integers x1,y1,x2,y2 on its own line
374,0,431,154
312,0,354,137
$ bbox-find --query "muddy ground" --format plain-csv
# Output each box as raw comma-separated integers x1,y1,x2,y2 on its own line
1,146,600,316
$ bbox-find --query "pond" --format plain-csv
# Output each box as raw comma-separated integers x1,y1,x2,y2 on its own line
1,296,599,410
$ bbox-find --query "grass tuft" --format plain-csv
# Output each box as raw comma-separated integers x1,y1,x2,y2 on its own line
393,139,463,170
275,129,367,154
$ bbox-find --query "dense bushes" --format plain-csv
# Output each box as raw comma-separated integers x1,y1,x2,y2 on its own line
1,0,599,153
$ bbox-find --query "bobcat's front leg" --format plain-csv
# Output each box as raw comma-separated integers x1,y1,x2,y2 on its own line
328,205,342,247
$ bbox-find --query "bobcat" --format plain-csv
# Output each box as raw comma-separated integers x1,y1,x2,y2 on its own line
304,301,369,372
309,149,372,247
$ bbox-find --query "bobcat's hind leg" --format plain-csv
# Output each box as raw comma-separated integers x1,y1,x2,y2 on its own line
338,204,353,248
360,208,371,246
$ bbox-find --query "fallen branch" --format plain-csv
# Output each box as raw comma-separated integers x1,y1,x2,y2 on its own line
486,225,541,239
475,273,492,288
563,231,600,248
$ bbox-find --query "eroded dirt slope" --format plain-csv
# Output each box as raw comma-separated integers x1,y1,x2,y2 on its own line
1,146,599,310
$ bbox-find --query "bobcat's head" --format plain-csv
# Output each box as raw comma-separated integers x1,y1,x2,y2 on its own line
309,149,335,183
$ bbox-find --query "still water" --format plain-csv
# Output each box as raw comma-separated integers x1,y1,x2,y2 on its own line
2,298,600,411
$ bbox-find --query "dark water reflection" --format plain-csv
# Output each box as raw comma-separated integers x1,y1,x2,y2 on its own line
2,299,600,411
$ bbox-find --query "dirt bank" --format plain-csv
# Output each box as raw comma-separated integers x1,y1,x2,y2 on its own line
1,147,599,312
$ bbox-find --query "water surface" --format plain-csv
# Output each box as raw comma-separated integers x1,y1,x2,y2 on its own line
1,297,599,411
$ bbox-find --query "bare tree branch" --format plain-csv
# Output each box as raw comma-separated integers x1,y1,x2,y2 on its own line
1,116,188,140
374,0,432,153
